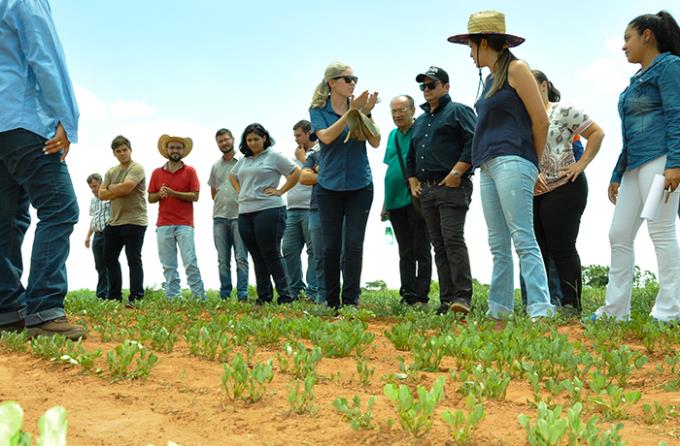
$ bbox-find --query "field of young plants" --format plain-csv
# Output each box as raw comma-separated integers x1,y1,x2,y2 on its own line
1,276,679,445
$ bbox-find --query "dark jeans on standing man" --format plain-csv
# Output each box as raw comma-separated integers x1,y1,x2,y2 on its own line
533,174,588,311
419,179,473,306
389,203,432,304
316,184,373,309
238,206,293,304
103,224,146,302
92,231,109,298
0,128,79,327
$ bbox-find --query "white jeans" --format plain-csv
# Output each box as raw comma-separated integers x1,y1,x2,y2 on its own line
597,156,680,321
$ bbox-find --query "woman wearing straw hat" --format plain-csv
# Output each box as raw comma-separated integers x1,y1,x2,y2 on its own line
229,123,300,305
448,10,555,320
309,62,380,312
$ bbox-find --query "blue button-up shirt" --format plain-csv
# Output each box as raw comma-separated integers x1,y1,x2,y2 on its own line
611,52,680,183
0,0,79,142
309,100,372,191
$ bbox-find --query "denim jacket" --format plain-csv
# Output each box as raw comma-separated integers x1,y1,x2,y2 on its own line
611,52,680,183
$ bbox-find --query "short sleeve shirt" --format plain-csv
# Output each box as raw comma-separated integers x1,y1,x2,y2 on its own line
285,156,313,210
302,150,320,210
231,149,297,214
148,163,200,227
89,197,111,233
103,161,147,226
383,127,412,211
208,157,239,219
309,101,372,191
541,103,593,191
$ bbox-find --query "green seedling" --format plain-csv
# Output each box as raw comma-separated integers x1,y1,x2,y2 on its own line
221,354,274,403
409,334,450,372
59,339,102,371
566,402,626,446
287,375,316,415
517,402,568,446
106,340,158,381
589,384,641,420
185,324,230,361
642,401,667,425
0,331,28,353
440,394,485,445
454,365,510,401
332,395,376,430
383,322,417,351
383,376,445,438
311,320,375,358
0,401,68,446
30,335,67,360
149,326,178,353
355,357,375,387
598,345,647,387
277,342,322,380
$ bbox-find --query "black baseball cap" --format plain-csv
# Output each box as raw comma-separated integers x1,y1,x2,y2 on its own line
415,66,449,84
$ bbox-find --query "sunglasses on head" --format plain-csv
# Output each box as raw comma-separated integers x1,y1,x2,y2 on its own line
333,75,358,84
419,81,438,91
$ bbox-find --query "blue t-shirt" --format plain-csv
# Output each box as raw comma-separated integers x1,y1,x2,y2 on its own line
309,100,372,191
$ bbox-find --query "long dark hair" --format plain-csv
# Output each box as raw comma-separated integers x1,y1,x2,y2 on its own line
239,123,274,157
629,11,680,56
470,34,518,98
532,70,561,102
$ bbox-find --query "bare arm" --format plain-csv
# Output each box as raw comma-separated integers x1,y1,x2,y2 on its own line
229,174,240,193
509,60,548,160
85,224,93,248
265,167,301,196
98,186,117,201
561,122,605,182
211,187,217,200
299,167,318,186
167,189,199,202
148,191,162,203
109,179,138,197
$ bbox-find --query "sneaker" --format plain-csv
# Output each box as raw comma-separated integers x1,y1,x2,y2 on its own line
0,319,25,334
26,317,86,341
450,299,471,315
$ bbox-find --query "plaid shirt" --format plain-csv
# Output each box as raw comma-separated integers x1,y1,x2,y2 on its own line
89,196,111,233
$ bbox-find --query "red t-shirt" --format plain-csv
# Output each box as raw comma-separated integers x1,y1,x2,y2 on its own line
148,163,200,227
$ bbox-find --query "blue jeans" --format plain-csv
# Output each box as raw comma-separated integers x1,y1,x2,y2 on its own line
238,206,293,303
282,208,317,299
316,184,373,309
213,217,249,300
0,129,79,326
157,225,205,299
479,156,554,318
308,209,326,304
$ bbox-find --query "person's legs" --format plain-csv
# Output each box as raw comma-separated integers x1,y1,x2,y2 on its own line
340,185,373,306
157,225,181,299
308,209,326,304
213,217,233,299
123,225,146,302
281,209,306,297
420,184,454,306
252,207,293,303
389,205,418,304
103,225,125,301
239,213,272,303
92,232,109,298
300,210,317,299
230,218,250,300
597,168,645,320
317,187,346,309
176,225,206,299
409,204,432,302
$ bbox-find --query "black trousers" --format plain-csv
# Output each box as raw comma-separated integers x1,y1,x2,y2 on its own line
419,180,473,305
92,231,109,298
103,224,146,302
533,174,588,310
389,203,432,303
238,206,292,303
316,184,373,309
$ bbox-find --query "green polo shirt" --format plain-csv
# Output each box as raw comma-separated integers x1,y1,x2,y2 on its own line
383,127,413,211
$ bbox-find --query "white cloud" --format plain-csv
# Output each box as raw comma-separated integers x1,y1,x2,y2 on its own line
110,100,157,120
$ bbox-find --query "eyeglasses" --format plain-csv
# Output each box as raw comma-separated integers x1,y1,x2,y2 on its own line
419,81,438,91
391,108,410,115
332,75,358,84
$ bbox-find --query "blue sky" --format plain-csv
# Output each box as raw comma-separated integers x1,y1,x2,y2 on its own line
29,1,679,291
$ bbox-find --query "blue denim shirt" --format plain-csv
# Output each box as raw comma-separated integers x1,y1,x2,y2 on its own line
0,0,79,142
611,52,680,183
309,100,372,191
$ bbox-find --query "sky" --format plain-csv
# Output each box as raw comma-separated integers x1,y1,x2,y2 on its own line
20,0,679,292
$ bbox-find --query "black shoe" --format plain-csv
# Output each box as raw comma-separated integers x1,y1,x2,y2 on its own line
0,319,25,334
436,303,450,315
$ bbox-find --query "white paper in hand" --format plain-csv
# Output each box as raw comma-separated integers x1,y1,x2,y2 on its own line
640,174,666,220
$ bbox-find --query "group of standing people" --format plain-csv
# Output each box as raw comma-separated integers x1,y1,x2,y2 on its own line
1,1,679,344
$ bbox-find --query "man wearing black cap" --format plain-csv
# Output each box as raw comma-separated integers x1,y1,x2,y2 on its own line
406,66,477,315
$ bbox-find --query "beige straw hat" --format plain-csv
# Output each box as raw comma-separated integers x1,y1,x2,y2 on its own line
157,134,193,159
447,10,525,47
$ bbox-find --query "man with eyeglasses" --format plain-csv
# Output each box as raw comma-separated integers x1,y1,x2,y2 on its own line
406,66,477,315
382,95,432,306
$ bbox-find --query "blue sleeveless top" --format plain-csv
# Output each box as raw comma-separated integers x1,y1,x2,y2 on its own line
471,75,537,168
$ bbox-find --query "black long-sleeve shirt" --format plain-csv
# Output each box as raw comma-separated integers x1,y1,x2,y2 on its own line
406,94,477,180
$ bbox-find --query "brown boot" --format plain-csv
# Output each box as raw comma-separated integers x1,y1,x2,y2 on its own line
0,319,25,334
26,317,87,340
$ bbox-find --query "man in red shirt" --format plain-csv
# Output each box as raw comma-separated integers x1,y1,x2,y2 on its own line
148,134,206,299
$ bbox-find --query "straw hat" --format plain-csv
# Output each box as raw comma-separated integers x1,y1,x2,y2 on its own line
447,10,525,47
157,134,193,159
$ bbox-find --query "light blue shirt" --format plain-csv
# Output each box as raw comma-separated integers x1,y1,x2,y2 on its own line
0,0,79,142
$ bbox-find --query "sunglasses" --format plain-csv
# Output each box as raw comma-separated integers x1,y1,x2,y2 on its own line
332,75,358,84
419,81,438,91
